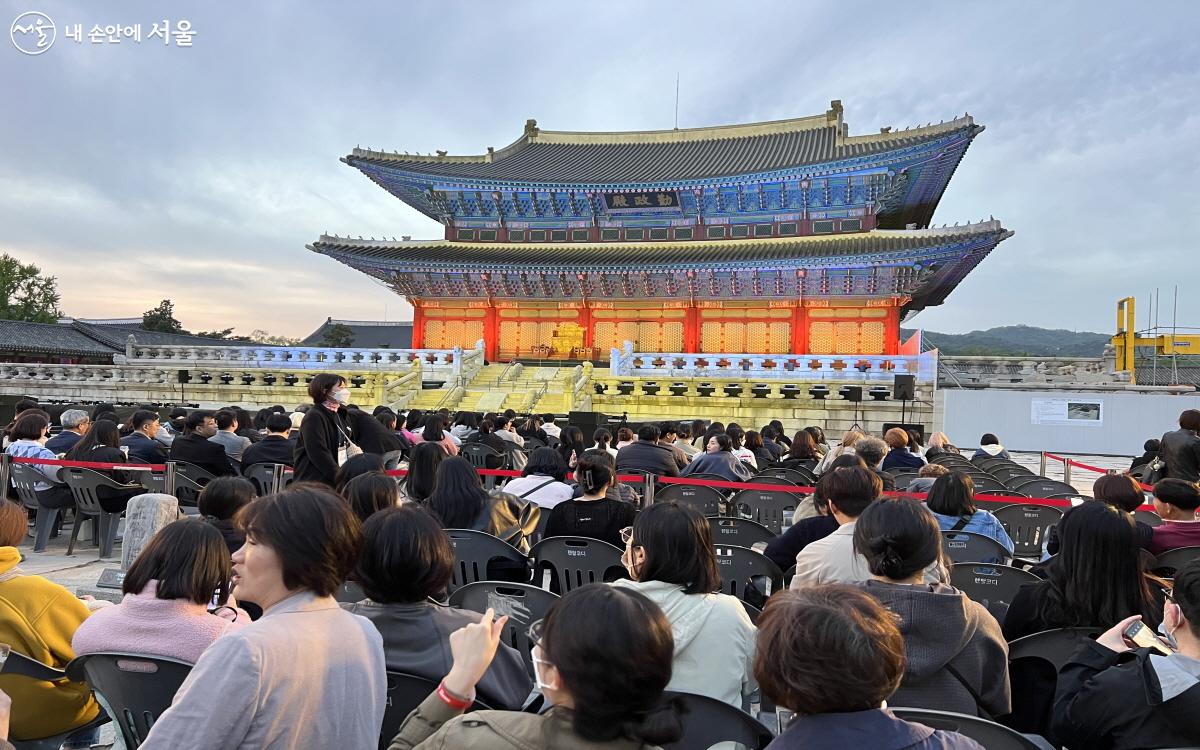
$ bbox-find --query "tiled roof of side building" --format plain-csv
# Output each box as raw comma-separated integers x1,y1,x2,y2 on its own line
310,221,1011,272
68,321,256,349
346,103,980,184
301,319,413,349
0,319,119,355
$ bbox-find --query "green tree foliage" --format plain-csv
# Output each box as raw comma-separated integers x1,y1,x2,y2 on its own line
0,253,63,323
320,323,356,348
142,299,186,333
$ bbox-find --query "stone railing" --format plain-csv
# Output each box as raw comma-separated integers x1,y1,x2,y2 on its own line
938,355,1124,386
0,360,423,408
609,342,937,383
119,336,485,381
568,362,594,412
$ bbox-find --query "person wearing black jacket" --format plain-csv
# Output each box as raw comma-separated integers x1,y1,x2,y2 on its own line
1053,558,1200,749
615,424,679,477
120,410,168,464
293,374,354,487
240,413,295,469
345,408,403,457
168,411,237,477
64,419,141,512
1160,409,1200,483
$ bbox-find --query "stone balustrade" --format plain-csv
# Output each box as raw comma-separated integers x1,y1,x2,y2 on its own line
938,355,1123,386
609,342,937,383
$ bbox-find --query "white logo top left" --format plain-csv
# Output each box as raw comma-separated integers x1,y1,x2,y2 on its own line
11,11,56,55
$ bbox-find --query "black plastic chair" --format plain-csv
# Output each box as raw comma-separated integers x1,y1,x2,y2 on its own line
714,544,784,608
755,466,808,483
378,672,489,750
950,563,1041,608
892,472,919,490
4,650,109,750
1154,546,1200,577
942,531,1014,565
1007,627,1102,672
993,504,1063,559
529,536,624,594
730,489,797,535
1007,476,1077,498
967,475,1010,495
931,454,975,468
656,483,726,515
661,690,774,750
445,529,530,593
707,517,776,547
461,442,507,478
1134,509,1164,528
61,467,136,559
241,463,292,496
67,652,192,748
11,464,68,552
449,581,560,678
891,707,1043,749
990,465,1035,483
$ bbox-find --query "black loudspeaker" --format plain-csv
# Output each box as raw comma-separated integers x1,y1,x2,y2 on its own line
177,370,191,384
893,374,916,401
568,410,605,448
840,386,863,402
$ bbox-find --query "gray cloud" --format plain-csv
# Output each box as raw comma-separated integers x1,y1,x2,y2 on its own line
1,0,1196,338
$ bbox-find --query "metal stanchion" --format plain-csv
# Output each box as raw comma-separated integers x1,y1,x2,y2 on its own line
643,473,655,506
270,463,286,495
1063,459,1072,486
1039,452,1047,477
163,461,177,497
0,454,10,501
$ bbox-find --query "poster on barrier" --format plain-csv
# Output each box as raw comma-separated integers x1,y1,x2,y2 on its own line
1030,398,1103,427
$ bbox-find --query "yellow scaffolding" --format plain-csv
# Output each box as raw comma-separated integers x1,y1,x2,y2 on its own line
1112,296,1200,383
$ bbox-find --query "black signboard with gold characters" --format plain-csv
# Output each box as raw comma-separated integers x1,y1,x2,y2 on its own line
603,190,679,211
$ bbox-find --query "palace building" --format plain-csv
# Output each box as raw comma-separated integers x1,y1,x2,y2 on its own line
311,101,1011,362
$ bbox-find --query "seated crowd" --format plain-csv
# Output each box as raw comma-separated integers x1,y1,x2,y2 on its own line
3,394,1200,749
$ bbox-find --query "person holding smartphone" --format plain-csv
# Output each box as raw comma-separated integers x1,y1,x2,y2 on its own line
1053,558,1200,749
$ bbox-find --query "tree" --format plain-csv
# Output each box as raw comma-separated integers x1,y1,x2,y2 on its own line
142,299,186,333
321,323,356,348
0,253,63,323
248,329,301,346
195,327,236,339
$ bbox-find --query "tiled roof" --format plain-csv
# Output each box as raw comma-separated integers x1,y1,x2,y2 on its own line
1136,365,1200,387
301,319,413,349
310,222,1009,272
0,319,117,356
68,321,250,349
347,107,979,184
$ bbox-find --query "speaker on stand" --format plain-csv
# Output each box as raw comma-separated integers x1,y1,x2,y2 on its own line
893,374,916,425
839,385,864,429
177,369,191,405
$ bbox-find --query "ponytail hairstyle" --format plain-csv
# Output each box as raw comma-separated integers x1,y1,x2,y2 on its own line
592,427,613,450
853,497,942,581
540,585,682,745
575,456,613,496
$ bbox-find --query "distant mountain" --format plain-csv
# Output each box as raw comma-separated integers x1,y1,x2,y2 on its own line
901,325,1111,357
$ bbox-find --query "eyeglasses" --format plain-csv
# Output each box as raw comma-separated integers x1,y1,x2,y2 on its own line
527,618,545,649
619,526,634,545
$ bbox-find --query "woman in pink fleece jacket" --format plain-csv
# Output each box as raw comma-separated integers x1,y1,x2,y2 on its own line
73,520,248,663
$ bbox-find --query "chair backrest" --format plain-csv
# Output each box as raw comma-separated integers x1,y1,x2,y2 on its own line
990,465,1035,483
523,437,547,450
713,544,784,606
445,529,529,593
707,516,776,548
731,489,797,535
174,461,218,485
941,531,1014,565
891,707,1042,749
892,473,919,490
931,454,974,468
9,464,48,510
1006,476,1077,497
461,442,505,470
746,476,800,490
241,462,280,496
1154,546,1200,577
68,652,193,748
992,504,1064,558
448,581,560,677
661,690,774,750
1134,509,1164,528
656,483,726,515
950,563,1041,608
1007,627,1102,672
4,650,66,681
755,467,807,483
967,475,1010,494
61,467,130,514
529,536,624,594
380,672,489,750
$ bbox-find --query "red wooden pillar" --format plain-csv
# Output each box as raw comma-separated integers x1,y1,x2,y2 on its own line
411,301,426,349
884,304,900,354
483,305,499,361
684,304,700,353
791,305,808,354
580,304,594,350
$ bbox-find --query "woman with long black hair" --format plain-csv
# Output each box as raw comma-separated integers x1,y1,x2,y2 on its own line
398,442,445,505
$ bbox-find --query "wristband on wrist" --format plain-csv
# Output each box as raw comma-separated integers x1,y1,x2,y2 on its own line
436,681,472,710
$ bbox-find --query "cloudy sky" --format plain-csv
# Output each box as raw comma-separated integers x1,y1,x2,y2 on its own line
2,1,1197,339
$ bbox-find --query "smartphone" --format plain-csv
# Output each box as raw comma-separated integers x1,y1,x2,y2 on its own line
1122,620,1174,655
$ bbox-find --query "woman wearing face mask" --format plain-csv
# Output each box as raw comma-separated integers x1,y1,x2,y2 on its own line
610,502,757,710
293,374,356,487
388,584,683,749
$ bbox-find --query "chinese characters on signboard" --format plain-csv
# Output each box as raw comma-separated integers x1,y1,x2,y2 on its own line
603,191,679,211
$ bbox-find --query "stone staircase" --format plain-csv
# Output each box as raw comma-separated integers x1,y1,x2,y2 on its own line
407,363,575,414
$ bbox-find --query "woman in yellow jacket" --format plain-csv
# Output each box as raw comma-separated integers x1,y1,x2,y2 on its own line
0,501,101,743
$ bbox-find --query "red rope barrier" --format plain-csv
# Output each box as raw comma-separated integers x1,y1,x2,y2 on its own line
11,456,165,472
1043,452,1153,491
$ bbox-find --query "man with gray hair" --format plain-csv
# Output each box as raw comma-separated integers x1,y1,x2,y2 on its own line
45,409,90,454
853,435,896,491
